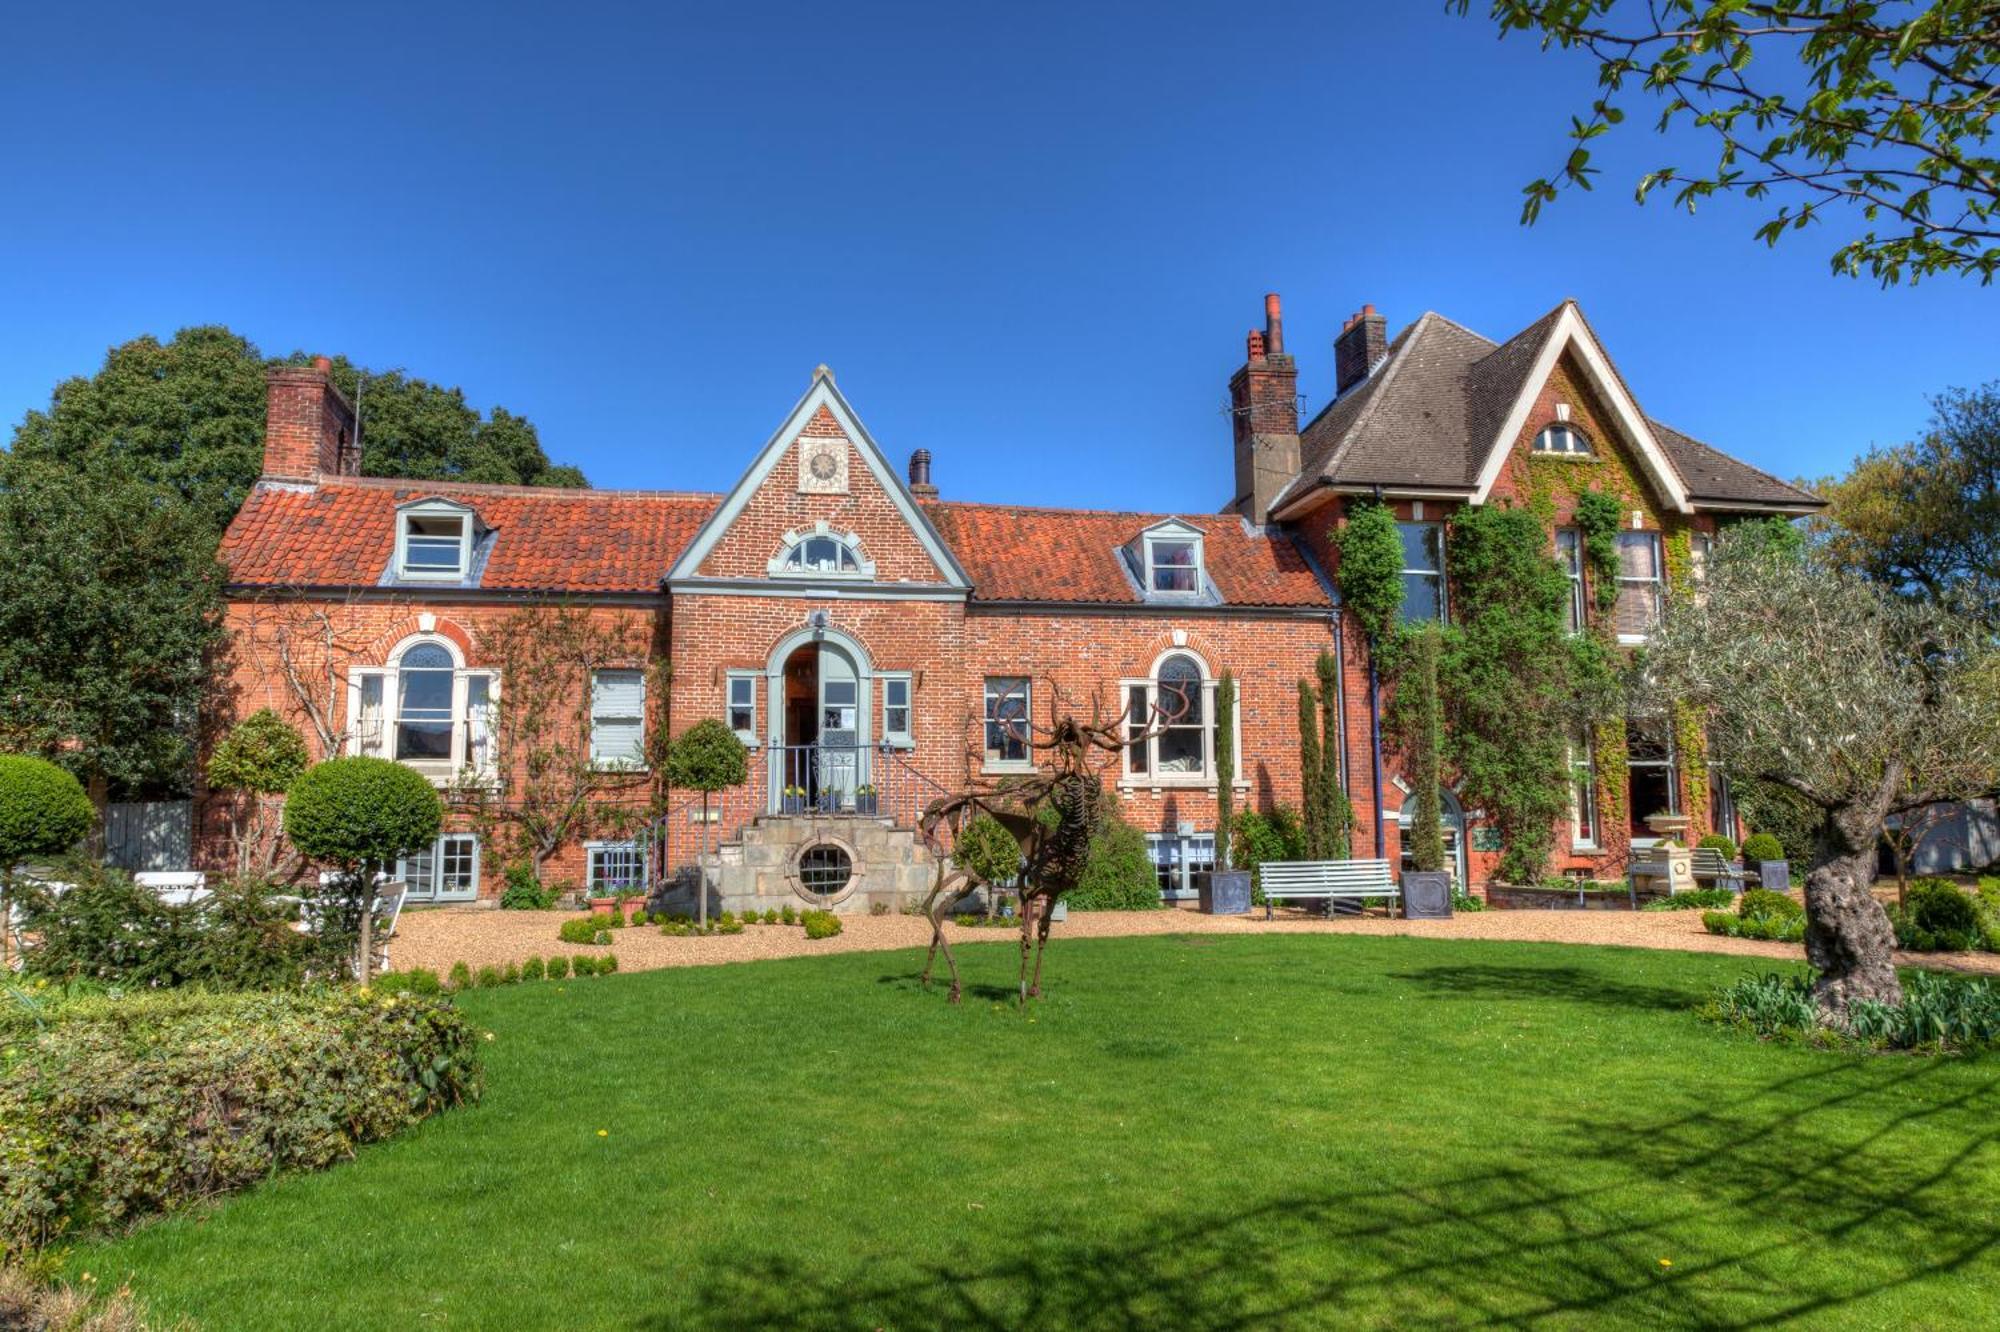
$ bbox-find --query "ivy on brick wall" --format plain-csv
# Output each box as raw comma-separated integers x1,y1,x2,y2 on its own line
1573,488,1623,614
1333,500,1404,646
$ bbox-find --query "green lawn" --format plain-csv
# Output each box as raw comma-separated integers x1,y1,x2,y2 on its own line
75,935,2000,1329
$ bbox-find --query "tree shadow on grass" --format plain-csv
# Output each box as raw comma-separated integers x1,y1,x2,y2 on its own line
1388,963,1696,1013
873,972,1018,1003
634,1058,2000,1330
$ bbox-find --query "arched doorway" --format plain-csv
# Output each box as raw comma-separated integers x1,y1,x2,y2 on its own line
766,627,870,812
1399,788,1469,888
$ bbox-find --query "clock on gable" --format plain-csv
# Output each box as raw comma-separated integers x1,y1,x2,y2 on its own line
797,437,848,494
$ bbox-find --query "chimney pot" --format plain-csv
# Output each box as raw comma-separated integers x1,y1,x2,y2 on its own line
908,448,938,498
311,355,332,373
1246,329,1266,360
1263,292,1284,355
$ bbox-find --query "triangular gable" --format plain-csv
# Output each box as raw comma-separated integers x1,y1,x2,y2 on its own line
1469,302,1692,513
666,367,972,590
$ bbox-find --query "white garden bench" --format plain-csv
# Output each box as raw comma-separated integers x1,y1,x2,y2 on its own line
135,871,210,907
1259,859,1400,919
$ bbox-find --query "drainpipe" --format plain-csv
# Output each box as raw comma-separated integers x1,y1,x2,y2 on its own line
1369,650,1386,861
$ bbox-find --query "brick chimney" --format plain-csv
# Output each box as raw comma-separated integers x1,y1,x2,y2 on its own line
263,356,359,480
908,448,938,499
1333,304,1387,397
1230,293,1300,525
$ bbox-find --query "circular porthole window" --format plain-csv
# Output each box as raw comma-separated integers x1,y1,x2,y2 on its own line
793,842,855,903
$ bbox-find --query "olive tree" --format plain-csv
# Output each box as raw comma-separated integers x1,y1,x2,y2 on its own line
1641,531,2000,1023
0,756,95,969
283,757,443,982
664,719,748,927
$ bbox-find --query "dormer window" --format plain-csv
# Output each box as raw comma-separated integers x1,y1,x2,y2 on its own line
1134,520,1206,601
768,523,876,579
396,501,475,582
1533,424,1592,456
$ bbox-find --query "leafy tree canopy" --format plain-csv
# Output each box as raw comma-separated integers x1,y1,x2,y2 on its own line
1807,381,1999,613
1454,1,2000,284
664,719,750,794
0,458,227,795
284,757,443,874
207,708,311,797
6,326,587,533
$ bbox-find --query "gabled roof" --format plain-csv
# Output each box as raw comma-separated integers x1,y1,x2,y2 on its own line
923,502,1330,608
666,367,971,590
1283,301,1820,516
221,476,718,593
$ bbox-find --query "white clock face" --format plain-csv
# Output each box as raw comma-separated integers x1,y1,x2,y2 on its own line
798,440,847,493
809,450,839,480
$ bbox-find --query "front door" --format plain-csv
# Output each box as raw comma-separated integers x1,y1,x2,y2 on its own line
818,649,861,808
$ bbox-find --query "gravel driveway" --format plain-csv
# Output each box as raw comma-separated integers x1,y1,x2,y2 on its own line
389,902,2000,978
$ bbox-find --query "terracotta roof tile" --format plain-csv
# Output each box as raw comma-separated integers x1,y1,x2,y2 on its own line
221,477,719,593
923,502,1329,607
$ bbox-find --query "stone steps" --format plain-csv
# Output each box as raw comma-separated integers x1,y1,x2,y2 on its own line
667,813,945,916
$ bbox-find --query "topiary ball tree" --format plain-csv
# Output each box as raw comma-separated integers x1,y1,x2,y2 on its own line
206,708,312,878
0,755,95,968
955,813,1023,916
664,719,749,926
1742,832,1786,865
284,757,442,982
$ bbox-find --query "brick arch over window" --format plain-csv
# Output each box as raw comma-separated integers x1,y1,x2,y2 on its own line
362,614,475,666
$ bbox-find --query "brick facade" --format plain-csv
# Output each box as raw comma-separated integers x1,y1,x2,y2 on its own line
208,299,1806,901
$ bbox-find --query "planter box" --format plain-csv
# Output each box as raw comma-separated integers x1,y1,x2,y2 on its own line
1757,860,1791,892
854,795,880,816
1402,870,1454,920
1196,870,1253,916
781,796,806,814
1486,882,1641,912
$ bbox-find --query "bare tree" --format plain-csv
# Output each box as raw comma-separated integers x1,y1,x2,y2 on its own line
1640,530,2000,1022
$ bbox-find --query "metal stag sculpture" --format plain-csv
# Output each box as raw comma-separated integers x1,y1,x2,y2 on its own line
914,680,1190,1006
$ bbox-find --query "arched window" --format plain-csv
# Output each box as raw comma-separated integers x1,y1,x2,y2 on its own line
780,535,860,575
1533,424,1592,456
351,637,496,781
1122,651,1234,784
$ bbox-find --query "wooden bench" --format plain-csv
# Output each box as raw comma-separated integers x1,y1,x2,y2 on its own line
1259,859,1400,919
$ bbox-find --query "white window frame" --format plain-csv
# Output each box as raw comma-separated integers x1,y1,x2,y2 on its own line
1143,532,1205,599
1568,732,1600,851
767,522,876,580
1147,831,1216,902
983,676,1034,773
585,840,648,893
590,669,648,771
726,670,760,747
1398,520,1447,624
1556,528,1586,633
397,832,481,902
1533,424,1592,456
880,672,913,748
348,635,498,786
1614,530,1665,645
394,500,475,582
1119,651,1244,790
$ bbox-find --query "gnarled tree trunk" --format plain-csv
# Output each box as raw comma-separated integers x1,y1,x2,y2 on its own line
1802,774,1902,1024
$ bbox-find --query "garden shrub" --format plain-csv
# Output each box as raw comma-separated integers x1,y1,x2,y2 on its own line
780,903,797,925
0,755,95,869
1707,969,2000,1052
0,988,479,1254
764,909,779,924
1058,796,1162,912
575,956,600,977
1642,888,1737,912
499,863,559,911
283,756,443,981
802,909,842,940
1696,833,1739,861
503,961,521,985
521,956,545,981
1741,832,1786,864
1889,878,1984,952
1739,889,1803,923
372,967,443,996
955,814,1023,888
717,916,745,935
474,965,503,989
448,961,473,990
17,864,336,990
558,914,618,945
1451,890,1486,912
545,955,569,980
0,1264,169,1331
600,954,618,974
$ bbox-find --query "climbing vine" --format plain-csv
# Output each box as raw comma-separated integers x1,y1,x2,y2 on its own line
1388,624,1446,873
1333,500,1405,646
1573,488,1622,613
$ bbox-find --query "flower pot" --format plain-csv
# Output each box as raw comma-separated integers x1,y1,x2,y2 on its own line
782,796,805,814
588,896,617,913
1196,870,1253,915
854,795,879,816
1756,859,1791,892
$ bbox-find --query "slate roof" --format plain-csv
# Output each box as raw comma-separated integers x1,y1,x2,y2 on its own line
923,501,1330,607
221,477,719,593
1288,302,1819,511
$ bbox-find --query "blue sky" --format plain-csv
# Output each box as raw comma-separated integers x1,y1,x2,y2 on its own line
0,2,1988,511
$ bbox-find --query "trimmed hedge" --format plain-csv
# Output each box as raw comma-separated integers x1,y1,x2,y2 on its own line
0,755,94,868
0,988,480,1255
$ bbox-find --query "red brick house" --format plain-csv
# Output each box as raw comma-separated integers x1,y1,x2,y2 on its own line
211,297,1817,909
